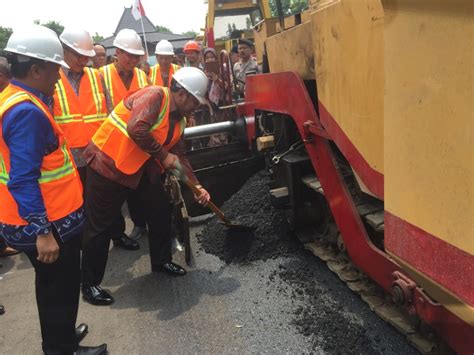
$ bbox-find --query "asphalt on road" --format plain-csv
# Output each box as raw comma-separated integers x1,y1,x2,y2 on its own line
0,174,419,354
0,226,418,354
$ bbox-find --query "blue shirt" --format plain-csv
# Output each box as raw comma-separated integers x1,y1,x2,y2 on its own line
0,80,83,251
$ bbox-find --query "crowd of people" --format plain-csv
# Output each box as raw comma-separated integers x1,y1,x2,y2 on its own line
0,24,259,355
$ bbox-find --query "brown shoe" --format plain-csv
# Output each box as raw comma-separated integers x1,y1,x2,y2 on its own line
0,247,19,257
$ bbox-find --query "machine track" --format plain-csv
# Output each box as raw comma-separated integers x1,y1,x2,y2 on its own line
296,158,450,354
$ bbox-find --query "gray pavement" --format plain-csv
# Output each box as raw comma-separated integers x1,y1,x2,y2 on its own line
0,221,416,354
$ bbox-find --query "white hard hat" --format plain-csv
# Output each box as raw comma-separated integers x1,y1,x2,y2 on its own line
60,27,95,57
113,29,145,56
4,25,69,68
173,67,209,105
155,40,174,55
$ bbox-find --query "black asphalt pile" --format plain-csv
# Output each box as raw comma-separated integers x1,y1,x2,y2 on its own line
273,257,419,355
197,170,300,264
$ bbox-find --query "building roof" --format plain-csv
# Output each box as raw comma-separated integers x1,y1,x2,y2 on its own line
100,6,194,57
114,7,156,35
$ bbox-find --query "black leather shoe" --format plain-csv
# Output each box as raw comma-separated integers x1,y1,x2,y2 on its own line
128,225,147,241
152,262,187,276
75,343,107,355
75,323,88,343
113,235,139,250
82,285,114,306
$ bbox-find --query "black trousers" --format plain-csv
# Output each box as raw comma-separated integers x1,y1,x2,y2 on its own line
127,193,146,228
24,231,81,354
78,166,127,241
81,167,172,286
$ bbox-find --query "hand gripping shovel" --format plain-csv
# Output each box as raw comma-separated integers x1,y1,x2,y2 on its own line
171,162,255,232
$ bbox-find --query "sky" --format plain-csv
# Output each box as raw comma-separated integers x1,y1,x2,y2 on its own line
0,0,209,37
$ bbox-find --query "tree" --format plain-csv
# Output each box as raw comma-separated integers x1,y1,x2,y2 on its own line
182,30,198,38
268,0,307,17
0,26,13,53
93,33,104,43
34,19,64,36
156,25,172,34
246,17,252,30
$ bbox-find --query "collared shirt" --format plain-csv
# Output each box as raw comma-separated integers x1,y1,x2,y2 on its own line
60,68,113,167
233,59,259,95
0,80,84,251
84,86,198,189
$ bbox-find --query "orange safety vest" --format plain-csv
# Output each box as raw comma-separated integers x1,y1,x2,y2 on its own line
100,64,148,107
92,87,186,175
53,68,108,148
0,85,83,225
149,63,180,87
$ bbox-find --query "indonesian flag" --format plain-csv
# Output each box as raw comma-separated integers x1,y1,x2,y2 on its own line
132,0,146,20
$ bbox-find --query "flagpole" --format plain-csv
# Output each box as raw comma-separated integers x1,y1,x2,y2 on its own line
140,16,149,59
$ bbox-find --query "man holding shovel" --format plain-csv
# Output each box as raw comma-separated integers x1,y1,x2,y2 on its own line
81,67,210,305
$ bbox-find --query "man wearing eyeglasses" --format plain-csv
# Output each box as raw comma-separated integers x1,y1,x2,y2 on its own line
81,67,211,305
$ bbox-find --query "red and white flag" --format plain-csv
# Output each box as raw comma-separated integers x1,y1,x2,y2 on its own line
132,0,146,20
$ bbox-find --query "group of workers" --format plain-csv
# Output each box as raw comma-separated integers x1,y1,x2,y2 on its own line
0,24,221,354
0,22,259,354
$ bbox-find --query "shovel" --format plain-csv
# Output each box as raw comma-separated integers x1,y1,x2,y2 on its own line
171,162,255,232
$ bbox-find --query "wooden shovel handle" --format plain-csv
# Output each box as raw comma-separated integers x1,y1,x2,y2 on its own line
182,179,227,222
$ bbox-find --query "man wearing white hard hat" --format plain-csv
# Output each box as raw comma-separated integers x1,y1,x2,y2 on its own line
98,28,151,253
81,67,211,305
149,39,180,87
0,25,106,355
54,27,109,182
100,28,149,107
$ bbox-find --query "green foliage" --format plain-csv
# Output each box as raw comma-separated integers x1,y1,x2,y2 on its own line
0,26,13,52
156,25,172,34
93,33,104,43
33,20,64,36
246,17,252,29
182,30,198,38
268,0,308,17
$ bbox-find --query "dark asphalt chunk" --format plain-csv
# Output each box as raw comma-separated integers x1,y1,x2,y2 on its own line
198,170,419,354
197,170,300,264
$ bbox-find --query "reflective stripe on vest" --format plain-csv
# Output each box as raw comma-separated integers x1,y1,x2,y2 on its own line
91,87,185,175
106,88,170,137
150,64,180,87
53,68,108,147
0,142,74,185
100,64,149,107
0,85,83,225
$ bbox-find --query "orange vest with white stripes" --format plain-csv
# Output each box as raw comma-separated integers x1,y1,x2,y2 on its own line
53,68,108,148
0,85,83,225
149,63,180,87
100,64,148,107
91,87,186,175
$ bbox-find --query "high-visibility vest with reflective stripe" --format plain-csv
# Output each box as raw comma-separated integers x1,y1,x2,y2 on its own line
0,85,83,225
149,63,180,87
53,68,108,148
100,64,148,108
91,87,186,175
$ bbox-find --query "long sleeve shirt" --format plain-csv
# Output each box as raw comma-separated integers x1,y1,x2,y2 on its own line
0,80,84,251
84,86,198,189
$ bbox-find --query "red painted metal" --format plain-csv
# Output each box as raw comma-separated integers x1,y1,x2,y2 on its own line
242,71,474,354
386,211,474,307
318,103,384,199
219,50,233,106
206,27,215,48
303,121,331,140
